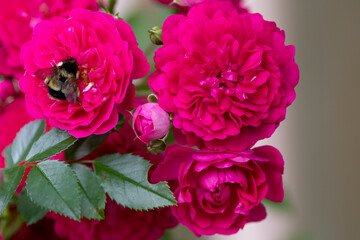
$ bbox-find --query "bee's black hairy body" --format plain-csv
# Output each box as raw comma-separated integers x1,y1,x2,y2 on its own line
36,57,80,104
58,58,78,77
48,87,67,100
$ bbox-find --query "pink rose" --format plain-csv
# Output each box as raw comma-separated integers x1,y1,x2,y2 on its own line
49,198,178,240
20,9,150,138
0,79,17,104
0,97,34,168
132,103,171,144
0,0,98,79
151,145,284,236
149,2,299,151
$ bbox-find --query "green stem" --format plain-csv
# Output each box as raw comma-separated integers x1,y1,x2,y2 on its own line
97,0,117,14
0,75,13,80
108,0,117,14
3,216,24,240
97,0,106,10
1,206,24,240
67,159,94,164
23,162,41,167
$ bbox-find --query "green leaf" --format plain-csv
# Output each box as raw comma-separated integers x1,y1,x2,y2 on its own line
262,191,293,212
65,134,108,161
0,166,26,215
26,128,77,163
18,191,47,225
71,164,106,220
11,120,45,165
25,160,81,220
94,153,176,210
3,145,14,168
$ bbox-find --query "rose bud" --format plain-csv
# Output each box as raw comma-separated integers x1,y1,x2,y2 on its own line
132,103,170,144
148,26,163,45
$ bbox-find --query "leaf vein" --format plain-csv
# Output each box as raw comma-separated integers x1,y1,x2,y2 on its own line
97,162,175,204
35,165,78,218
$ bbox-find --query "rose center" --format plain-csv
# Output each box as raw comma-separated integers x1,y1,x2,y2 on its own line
78,66,97,93
201,68,249,102
211,184,228,203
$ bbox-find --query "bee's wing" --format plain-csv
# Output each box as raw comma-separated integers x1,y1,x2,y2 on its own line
34,67,57,79
62,78,78,104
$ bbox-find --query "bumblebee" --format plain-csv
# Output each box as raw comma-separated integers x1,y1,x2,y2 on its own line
35,57,80,104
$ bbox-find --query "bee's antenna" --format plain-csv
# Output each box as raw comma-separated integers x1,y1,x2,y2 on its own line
77,99,88,110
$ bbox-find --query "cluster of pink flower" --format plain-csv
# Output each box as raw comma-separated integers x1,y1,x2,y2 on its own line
144,1,299,236
0,0,298,239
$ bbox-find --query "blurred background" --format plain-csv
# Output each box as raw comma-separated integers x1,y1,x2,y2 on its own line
117,0,360,239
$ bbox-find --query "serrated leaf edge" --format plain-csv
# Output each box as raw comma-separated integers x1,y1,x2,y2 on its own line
0,166,26,215
27,135,78,163
77,184,105,220
11,120,46,165
94,154,177,210
25,161,81,220
3,145,14,168
105,183,176,211
74,169,106,220
18,191,48,225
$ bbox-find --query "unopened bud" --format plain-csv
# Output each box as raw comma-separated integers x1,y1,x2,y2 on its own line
148,26,163,45
171,0,185,6
132,103,170,144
